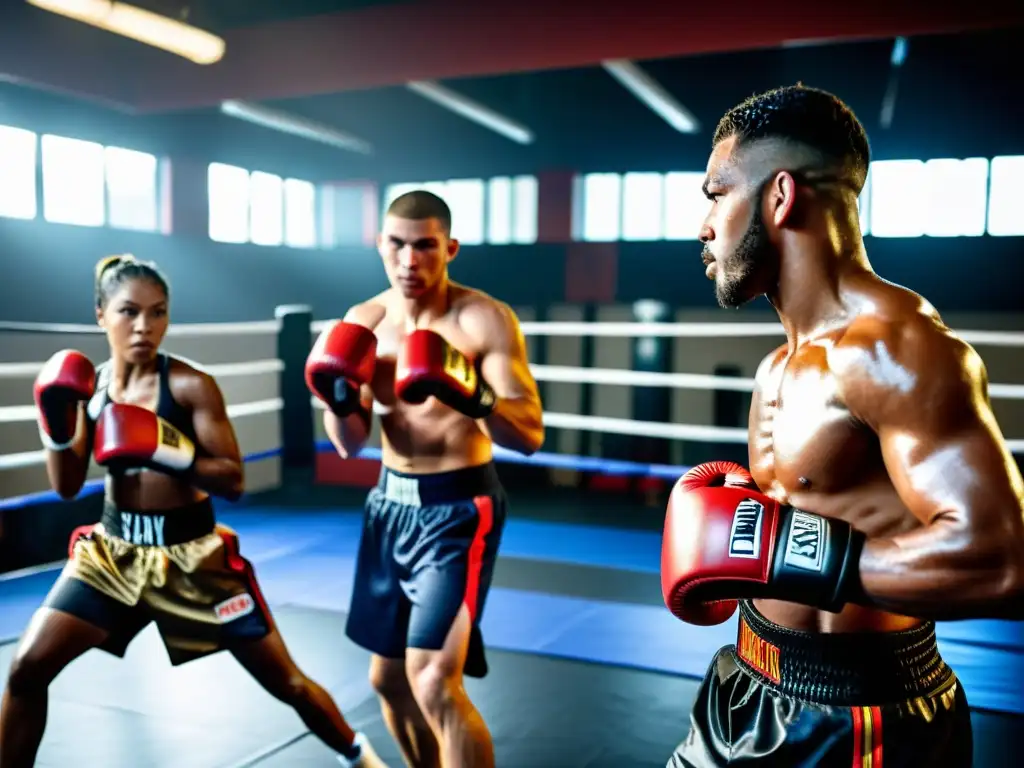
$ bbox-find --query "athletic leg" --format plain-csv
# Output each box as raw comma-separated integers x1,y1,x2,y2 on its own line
406,605,493,768
0,608,109,768
368,654,440,768
231,628,375,761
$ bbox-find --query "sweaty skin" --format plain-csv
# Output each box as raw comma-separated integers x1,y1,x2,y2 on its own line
332,282,543,472
703,136,1024,633
103,357,245,509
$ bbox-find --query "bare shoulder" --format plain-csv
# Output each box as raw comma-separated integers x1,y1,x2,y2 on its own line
342,290,389,330
167,355,223,408
453,284,518,338
830,288,986,427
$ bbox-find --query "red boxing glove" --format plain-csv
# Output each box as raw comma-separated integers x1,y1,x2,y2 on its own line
34,350,96,451
661,461,866,626
305,321,377,419
94,403,196,475
395,329,496,419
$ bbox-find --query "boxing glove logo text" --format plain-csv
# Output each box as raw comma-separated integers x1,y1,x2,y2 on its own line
215,593,255,623
160,423,181,449
443,344,476,389
783,512,826,572
729,499,764,559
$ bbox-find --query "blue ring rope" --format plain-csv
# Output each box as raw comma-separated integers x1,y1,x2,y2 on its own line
0,444,688,511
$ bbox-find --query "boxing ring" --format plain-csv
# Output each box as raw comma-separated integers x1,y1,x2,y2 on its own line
1,309,1022,767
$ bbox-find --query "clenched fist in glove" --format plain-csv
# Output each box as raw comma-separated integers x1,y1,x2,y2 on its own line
305,321,377,419
34,350,96,451
661,461,866,626
94,403,196,475
395,329,496,419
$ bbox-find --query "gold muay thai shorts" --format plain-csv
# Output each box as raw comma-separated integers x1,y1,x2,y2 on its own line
43,497,272,666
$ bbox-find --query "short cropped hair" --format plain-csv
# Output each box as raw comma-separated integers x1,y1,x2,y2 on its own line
713,84,870,194
387,190,452,236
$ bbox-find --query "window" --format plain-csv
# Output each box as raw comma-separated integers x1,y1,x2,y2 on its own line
580,173,622,241
922,158,988,237
868,160,927,238
249,171,284,246
208,163,250,243
41,134,105,226
382,182,421,211
419,180,447,200
621,172,664,241
857,168,871,235
988,155,1024,236
284,178,317,248
487,176,512,245
105,146,158,231
511,175,537,245
0,125,37,220
662,172,706,240
445,178,485,245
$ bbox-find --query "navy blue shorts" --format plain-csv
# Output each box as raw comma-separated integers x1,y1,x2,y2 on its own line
345,462,506,678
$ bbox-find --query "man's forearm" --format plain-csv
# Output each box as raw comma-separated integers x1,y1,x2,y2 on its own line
324,409,371,458
482,397,544,455
858,519,1024,620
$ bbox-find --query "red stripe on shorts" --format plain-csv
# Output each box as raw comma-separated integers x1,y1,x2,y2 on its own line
462,496,494,624
216,526,272,621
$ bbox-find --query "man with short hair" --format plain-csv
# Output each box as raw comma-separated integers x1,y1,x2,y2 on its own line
306,190,544,767
661,84,1024,767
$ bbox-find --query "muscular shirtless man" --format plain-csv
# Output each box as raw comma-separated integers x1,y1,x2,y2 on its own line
306,190,544,768
661,85,1024,767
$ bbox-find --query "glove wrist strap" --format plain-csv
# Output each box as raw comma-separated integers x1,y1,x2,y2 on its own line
38,421,75,452
472,381,498,419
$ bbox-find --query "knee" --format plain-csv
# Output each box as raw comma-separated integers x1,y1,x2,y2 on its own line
407,658,459,721
368,660,410,702
269,671,312,706
6,652,53,698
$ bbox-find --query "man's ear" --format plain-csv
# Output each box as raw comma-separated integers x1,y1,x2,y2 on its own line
95,306,105,328
446,237,460,263
769,171,798,228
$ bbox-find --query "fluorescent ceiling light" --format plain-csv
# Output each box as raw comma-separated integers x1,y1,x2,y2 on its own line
406,80,534,145
220,100,374,156
27,0,225,65
602,59,700,134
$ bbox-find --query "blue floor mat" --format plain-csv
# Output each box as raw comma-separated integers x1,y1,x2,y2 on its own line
3,506,1022,715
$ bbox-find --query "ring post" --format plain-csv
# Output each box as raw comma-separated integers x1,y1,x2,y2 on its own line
275,305,314,473
631,300,673,499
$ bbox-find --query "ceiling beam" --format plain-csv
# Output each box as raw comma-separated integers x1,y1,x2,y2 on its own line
4,0,1022,113
602,59,699,133
406,80,534,144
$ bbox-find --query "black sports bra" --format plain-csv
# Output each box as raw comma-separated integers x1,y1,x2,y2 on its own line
86,351,198,446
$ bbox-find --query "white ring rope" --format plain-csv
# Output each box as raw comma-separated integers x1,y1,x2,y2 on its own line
0,398,284,470
517,321,1024,347
4,318,1022,345
0,359,283,380
3,359,1023,400
0,321,279,337
4,387,1024,471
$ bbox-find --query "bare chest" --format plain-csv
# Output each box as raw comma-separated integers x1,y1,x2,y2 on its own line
370,319,479,418
750,350,878,502
108,375,160,411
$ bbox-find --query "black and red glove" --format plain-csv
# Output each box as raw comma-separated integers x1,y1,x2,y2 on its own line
661,461,866,626
395,329,496,419
305,321,377,420
34,349,96,451
94,403,196,475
